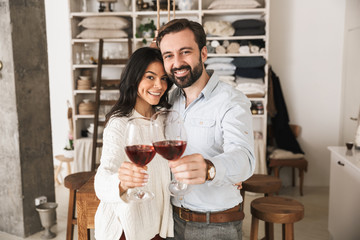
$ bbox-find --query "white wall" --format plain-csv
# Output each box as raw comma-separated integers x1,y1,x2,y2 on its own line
44,0,73,174
45,0,347,187
269,0,346,186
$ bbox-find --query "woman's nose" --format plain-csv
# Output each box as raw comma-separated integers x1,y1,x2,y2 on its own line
153,79,162,89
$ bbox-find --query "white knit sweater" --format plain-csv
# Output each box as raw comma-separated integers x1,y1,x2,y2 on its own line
94,111,174,240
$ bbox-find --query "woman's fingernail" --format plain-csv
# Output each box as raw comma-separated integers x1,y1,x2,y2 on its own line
140,170,147,173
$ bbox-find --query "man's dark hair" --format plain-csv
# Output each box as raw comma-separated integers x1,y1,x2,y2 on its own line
156,18,206,51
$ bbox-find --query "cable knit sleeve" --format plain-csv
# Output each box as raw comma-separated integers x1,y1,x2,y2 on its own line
94,117,128,203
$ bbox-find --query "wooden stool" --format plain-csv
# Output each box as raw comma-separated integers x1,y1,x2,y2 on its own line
64,171,96,240
241,174,282,240
54,155,74,184
250,196,304,240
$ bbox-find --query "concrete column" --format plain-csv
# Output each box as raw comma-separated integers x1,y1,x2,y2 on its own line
0,0,55,237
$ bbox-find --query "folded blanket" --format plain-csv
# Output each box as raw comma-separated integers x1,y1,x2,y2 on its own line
235,67,265,78
205,57,234,64
219,76,236,87
232,57,266,68
235,76,264,85
206,63,236,71
269,149,305,159
204,21,235,37
234,27,265,36
213,69,236,76
208,0,260,9
219,75,235,82
232,19,266,29
235,82,266,96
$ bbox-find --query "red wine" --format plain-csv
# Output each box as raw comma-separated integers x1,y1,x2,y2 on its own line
125,145,156,167
153,140,187,160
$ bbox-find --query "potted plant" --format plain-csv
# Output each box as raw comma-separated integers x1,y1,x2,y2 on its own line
63,133,74,158
136,19,156,44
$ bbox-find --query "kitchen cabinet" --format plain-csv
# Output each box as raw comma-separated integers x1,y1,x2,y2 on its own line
328,146,360,240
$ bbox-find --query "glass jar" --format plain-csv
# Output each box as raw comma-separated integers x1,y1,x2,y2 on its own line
81,44,93,64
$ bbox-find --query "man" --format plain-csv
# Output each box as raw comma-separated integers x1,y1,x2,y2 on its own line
156,19,255,240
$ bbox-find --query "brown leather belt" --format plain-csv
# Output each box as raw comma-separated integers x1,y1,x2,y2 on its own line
173,204,244,223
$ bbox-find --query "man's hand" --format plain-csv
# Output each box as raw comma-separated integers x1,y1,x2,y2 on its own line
118,162,148,194
168,153,207,185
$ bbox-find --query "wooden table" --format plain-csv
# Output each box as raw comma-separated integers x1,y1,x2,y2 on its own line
76,175,100,240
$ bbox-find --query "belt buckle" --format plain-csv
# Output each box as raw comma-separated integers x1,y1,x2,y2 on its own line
179,208,190,222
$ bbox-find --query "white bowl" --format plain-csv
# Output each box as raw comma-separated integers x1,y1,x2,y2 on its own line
79,76,91,80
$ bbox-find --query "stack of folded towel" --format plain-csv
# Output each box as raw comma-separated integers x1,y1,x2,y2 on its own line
232,57,267,97
205,57,236,86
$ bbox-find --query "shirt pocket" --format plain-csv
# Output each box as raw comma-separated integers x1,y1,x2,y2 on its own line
189,118,216,146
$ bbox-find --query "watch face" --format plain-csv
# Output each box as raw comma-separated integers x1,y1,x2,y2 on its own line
209,167,215,178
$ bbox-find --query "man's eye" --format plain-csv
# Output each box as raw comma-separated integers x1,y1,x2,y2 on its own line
164,55,172,59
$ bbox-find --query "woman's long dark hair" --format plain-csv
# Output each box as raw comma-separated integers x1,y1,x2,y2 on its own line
105,47,173,125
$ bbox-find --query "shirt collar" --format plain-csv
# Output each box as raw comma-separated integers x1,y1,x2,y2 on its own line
201,70,219,100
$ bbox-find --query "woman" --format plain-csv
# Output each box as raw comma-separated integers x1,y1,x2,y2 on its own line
94,47,174,240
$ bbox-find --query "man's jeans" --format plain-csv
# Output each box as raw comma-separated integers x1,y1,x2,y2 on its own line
167,212,243,240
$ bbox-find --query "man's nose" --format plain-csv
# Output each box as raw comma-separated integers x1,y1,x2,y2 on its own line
173,54,183,69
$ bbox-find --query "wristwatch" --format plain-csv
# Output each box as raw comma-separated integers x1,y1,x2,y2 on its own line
205,159,216,181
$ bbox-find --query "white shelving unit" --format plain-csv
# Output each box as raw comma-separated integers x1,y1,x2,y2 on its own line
68,0,270,170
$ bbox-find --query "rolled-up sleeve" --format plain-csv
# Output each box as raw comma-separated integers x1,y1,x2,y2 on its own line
209,97,255,186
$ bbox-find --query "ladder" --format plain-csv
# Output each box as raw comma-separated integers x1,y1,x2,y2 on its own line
91,38,132,171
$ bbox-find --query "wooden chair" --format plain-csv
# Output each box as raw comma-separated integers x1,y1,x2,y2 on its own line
241,174,282,240
268,125,308,196
250,196,304,240
64,171,96,240
54,155,73,185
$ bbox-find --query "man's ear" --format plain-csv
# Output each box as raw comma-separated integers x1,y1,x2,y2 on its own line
201,46,208,62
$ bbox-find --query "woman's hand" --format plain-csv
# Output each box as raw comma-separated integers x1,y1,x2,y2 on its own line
118,162,148,194
234,182,243,190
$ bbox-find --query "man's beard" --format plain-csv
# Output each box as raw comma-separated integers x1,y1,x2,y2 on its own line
168,59,203,89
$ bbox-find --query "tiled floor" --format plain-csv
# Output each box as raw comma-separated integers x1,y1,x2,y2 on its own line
0,185,329,240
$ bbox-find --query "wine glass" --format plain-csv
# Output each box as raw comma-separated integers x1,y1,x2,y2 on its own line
124,117,156,202
150,109,188,196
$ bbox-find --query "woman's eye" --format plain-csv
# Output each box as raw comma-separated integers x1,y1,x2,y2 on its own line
146,75,154,80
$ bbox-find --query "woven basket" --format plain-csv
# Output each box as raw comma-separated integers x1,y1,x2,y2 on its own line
78,101,95,115
77,79,92,90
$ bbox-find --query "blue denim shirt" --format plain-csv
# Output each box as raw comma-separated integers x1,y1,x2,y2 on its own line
170,71,255,212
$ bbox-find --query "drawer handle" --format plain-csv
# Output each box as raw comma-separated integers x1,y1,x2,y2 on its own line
337,161,345,166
